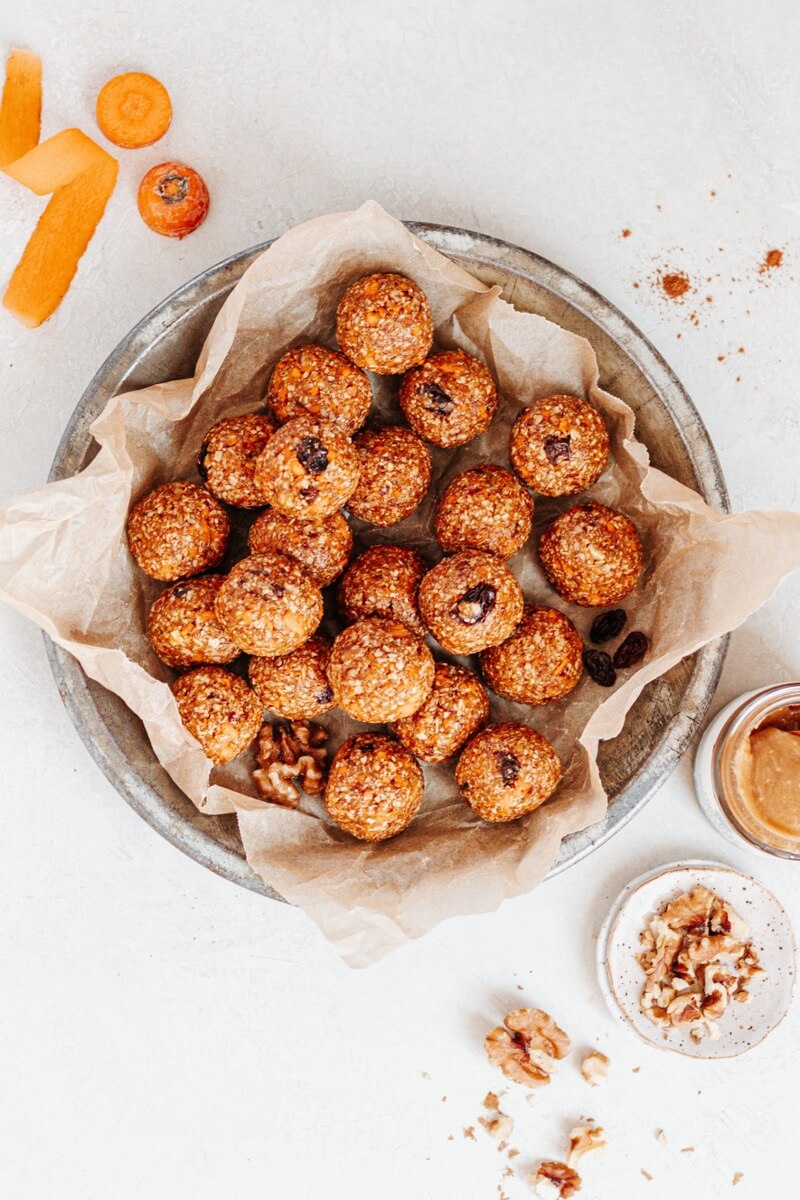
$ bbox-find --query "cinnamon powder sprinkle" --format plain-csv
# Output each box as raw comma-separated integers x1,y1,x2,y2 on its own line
621,228,632,238
660,271,691,300
759,248,783,273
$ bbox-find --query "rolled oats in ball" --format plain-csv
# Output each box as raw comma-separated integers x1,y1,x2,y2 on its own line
400,349,498,447
248,507,353,588
171,665,263,765
147,575,241,668
265,344,372,435
325,732,424,842
455,722,562,822
348,425,431,527
327,616,434,724
480,605,583,705
391,662,489,764
510,394,610,497
337,544,427,637
336,272,433,375
248,633,335,720
435,464,533,560
253,415,360,521
418,550,524,656
198,412,277,508
538,502,644,607
126,480,230,581
214,552,323,656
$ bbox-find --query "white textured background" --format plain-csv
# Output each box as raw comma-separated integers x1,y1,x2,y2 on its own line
2,3,799,1198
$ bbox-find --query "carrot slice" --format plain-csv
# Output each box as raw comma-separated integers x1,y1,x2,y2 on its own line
96,71,171,149
0,48,42,167
137,160,209,238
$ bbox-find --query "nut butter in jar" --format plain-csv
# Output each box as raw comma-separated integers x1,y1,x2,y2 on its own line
694,683,800,858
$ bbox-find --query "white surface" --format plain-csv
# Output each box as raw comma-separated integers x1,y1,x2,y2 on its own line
1,3,799,1198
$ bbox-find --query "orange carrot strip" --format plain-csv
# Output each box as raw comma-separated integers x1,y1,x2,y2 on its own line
0,48,42,167
96,71,172,149
3,128,107,193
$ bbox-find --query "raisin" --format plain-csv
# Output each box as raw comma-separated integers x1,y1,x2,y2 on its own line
300,484,319,503
589,608,627,644
582,648,617,687
360,740,375,753
296,436,329,474
316,686,334,706
543,434,571,464
613,631,649,670
197,440,210,481
171,582,192,599
451,582,497,625
495,751,520,786
421,382,455,415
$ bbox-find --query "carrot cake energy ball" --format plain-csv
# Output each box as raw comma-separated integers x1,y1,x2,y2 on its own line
327,616,434,724
336,272,434,375
248,507,352,588
338,544,427,637
348,425,431,526
147,575,241,668
391,663,489,764
435,465,533,560
171,666,263,765
418,550,524,656
127,481,230,582
510,394,610,497
253,416,360,521
325,733,424,842
455,723,562,822
248,633,335,720
399,350,498,447
198,412,277,508
214,552,323,656
480,605,583,706
539,502,644,607
265,344,372,435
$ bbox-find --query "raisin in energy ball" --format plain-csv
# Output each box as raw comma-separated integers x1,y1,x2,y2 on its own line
455,723,562,822
510,394,610,497
248,507,352,588
391,663,489,764
325,733,424,842
171,666,263,765
327,616,434,724
338,545,427,637
198,412,277,508
336,272,434,375
539,502,644,607
435,465,533,560
418,550,524,656
253,416,360,521
348,426,431,526
214,552,322,656
147,576,241,668
480,605,583,705
400,350,498,447
266,344,372,435
248,633,335,720
126,481,230,581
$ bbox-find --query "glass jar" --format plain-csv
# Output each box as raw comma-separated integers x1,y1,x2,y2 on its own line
693,683,800,858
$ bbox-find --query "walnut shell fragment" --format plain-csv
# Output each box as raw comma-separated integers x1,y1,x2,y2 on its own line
485,1007,570,1087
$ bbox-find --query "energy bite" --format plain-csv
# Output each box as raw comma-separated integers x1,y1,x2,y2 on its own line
480,605,583,705
435,465,534,560
248,507,352,588
455,723,562,822
248,633,335,720
348,425,432,527
510,395,610,497
198,412,277,508
253,415,360,521
336,272,434,375
147,575,240,668
400,350,498,447
327,616,434,723
539,502,644,607
214,552,323,656
265,344,372,435
418,550,524,655
338,544,427,637
126,480,230,581
171,666,263,765
391,662,489,764
325,732,424,841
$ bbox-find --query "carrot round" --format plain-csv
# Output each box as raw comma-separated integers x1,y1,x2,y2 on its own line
96,71,171,149
137,161,209,238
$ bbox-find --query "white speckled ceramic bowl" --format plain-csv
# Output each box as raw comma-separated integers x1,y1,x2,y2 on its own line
597,861,796,1058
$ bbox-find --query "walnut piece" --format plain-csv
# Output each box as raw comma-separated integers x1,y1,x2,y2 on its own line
253,720,329,806
479,1112,514,1140
567,1125,606,1168
485,1007,571,1087
529,1160,582,1198
580,1050,609,1086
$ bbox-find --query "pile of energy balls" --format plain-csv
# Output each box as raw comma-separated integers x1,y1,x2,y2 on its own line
126,272,645,842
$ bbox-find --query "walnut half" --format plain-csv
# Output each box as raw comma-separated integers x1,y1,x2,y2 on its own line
567,1125,606,1168
485,1008,571,1088
529,1160,582,1198
253,720,329,806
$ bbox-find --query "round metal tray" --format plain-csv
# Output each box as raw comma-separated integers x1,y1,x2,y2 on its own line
46,223,729,900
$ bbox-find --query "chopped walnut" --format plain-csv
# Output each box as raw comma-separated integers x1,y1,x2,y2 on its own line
253,720,329,805
479,1113,514,1141
483,1090,501,1110
529,1160,582,1198
567,1125,606,1168
485,1008,571,1088
655,1129,667,1145
580,1051,609,1086
732,1171,744,1186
